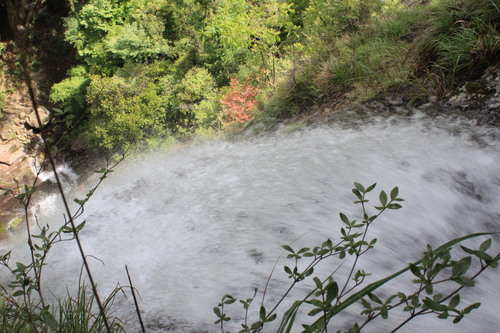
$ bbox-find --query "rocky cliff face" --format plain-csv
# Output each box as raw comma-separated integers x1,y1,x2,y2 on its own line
446,66,500,126
0,88,51,235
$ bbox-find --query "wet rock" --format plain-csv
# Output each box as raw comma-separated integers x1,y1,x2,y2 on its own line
445,66,500,125
26,105,50,129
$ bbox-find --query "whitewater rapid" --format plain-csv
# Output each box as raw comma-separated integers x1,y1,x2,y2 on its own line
2,110,499,332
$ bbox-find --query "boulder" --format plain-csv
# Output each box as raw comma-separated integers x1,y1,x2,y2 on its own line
26,106,50,129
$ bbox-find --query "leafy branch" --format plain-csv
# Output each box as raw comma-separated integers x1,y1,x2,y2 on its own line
214,183,498,333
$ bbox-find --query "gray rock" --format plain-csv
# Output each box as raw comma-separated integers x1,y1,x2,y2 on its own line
26,106,50,128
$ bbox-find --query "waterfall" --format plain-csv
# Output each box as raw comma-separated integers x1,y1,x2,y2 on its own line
2,110,499,332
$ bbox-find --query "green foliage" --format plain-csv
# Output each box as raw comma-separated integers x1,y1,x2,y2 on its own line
302,0,382,48
51,0,500,147
85,72,169,150
172,66,220,129
257,0,500,116
202,0,294,85
54,285,125,332
413,0,500,77
50,65,90,127
104,15,172,63
0,159,126,332
82,62,221,150
215,183,498,332
64,0,134,73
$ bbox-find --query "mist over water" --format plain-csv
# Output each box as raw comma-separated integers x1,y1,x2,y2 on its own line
2,111,499,332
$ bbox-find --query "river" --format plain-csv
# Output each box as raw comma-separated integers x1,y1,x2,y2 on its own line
1,109,499,332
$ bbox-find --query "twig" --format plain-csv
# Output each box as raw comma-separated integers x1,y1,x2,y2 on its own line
125,265,146,333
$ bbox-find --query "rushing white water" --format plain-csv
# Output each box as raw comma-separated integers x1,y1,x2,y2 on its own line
2,110,499,332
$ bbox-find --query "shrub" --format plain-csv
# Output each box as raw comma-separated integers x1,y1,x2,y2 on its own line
84,74,169,150
49,65,91,127
172,67,221,129
220,78,259,125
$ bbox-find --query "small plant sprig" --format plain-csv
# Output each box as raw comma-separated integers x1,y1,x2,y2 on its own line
0,154,127,332
214,183,498,333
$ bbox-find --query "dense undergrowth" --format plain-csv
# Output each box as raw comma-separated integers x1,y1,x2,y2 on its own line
2,0,498,152
261,0,499,121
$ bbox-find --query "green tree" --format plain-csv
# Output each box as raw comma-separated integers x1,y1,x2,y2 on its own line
84,70,169,150
64,0,134,74
171,67,220,130
202,0,294,85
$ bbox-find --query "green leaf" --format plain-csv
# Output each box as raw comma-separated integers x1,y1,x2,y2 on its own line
260,305,266,320
452,257,472,278
76,221,86,232
213,306,222,318
16,262,27,271
451,276,475,287
460,245,475,255
390,187,399,200
266,313,277,322
449,295,460,309
368,293,382,304
354,182,365,193
360,298,371,309
13,290,24,297
322,239,333,249
380,307,389,319
298,247,310,254
41,309,58,330
352,188,363,201
474,251,493,261
423,298,447,312
224,296,236,305
425,283,433,294
339,212,350,225
438,312,449,319
307,299,323,308
379,191,388,206
409,264,422,278
463,302,480,314
386,203,402,209
282,245,294,253
326,281,339,305
313,277,322,290
479,238,491,252
251,321,263,330
308,308,323,316
366,183,377,193
74,198,86,205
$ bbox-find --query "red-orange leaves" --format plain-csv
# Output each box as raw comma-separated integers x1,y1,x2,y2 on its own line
220,78,258,125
